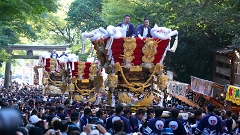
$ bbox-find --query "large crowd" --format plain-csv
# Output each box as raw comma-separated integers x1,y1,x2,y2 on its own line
1,82,240,135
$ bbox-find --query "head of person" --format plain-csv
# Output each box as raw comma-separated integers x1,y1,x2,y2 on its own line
113,120,124,133
226,110,232,118
194,109,203,120
53,50,56,54
35,120,49,132
207,104,216,113
136,109,145,120
96,110,103,119
143,19,149,27
170,109,179,119
62,51,65,54
58,120,69,133
155,107,163,118
64,100,70,107
146,108,154,118
84,108,92,117
123,108,132,119
115,105,124,115
123,14,131,24
70,111,79,123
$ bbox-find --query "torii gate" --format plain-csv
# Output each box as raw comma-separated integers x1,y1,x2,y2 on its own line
4,44,70,88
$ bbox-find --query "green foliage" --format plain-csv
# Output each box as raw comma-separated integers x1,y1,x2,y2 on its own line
67,0,106,31
0,0,58,66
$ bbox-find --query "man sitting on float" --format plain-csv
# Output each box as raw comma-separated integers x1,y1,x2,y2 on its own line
136,18,152,39
116,14,136,37
50,49,59,59
60,51,68,57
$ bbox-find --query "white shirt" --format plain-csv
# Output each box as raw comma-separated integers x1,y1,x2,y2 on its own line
143,27,148,38
121,24,129,37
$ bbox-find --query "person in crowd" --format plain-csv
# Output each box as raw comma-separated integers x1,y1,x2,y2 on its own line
35,119,49,134
68,110,81,133
58,120,69,135
164,109,186,135
113,120,125,135
81,108,92,125
233,120,240,135
123,108,132,120
96,109,106,126
26,114,40,130
186,109,202,133
195,104,224,135
60,51,68,57
47,106,57,124
225,110,236,134
214,110,228,134
116,14,136,37
144,107,165,135
136,19,152,39
50,49,59,59
130,109,145,132
143,108,154,132
57,107,67,120
106,105,131,134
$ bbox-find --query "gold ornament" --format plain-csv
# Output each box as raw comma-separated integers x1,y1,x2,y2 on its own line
157,74,168,89
86,95,96,103
89,63,98,80
108,74,118,88
119,93,131,104
68,83,75,92
142,39,161,63
42,78,48,85
120,38,137,64
135,93,153,106
49,58,57,72
93,76,104,88
77,62,86,80
74,94,83,101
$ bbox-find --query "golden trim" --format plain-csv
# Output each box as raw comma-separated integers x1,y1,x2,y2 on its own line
115,62,160,93
130,66,142,72
81,79,89,83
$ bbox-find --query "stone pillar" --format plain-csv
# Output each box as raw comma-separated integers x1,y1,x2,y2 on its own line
4,50,12,89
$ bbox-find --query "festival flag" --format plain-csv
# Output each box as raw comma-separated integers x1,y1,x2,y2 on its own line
167,81,189,96
191,76,214,97
226,85,240,105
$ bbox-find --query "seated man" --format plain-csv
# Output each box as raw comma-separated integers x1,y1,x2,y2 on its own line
60,51,68,57
50,50,59,59
116,14,136,38
137,19,152,39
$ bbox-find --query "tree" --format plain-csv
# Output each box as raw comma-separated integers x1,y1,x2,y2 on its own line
67,0,106,31
0,0,58,64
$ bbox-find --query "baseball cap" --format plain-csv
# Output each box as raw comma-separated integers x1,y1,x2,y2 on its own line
29,115,40,124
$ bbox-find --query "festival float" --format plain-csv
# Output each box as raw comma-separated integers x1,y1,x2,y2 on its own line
82,24,178,111
39,53,104,103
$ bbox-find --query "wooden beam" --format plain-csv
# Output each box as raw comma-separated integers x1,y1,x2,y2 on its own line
11,55,39,59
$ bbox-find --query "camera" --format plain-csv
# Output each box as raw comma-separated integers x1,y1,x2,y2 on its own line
91,124,98,130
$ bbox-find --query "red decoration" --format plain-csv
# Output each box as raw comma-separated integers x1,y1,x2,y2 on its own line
93,38,170,65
